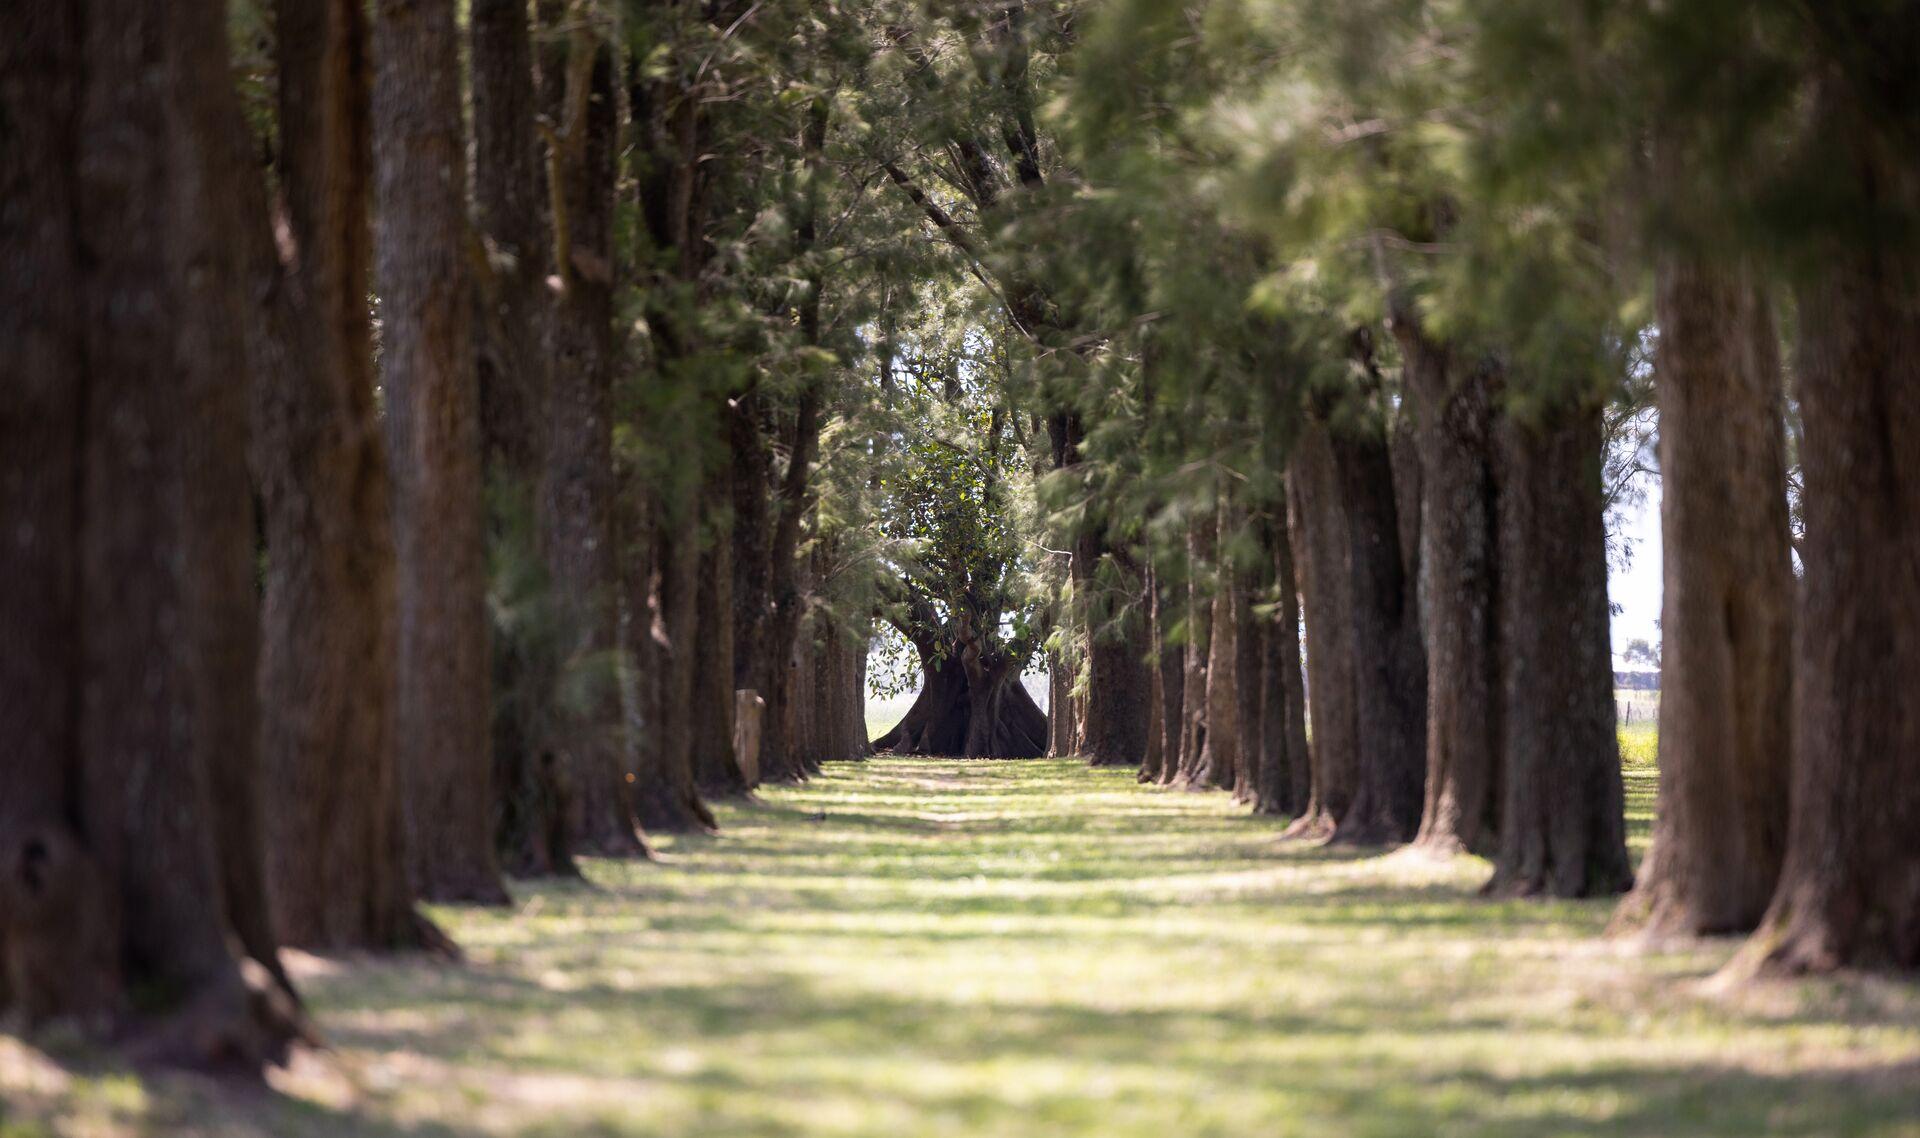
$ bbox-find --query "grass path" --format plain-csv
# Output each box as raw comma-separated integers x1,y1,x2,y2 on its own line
5,758,1918,1136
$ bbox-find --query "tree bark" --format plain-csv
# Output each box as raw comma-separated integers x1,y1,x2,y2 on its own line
541,37,644,856
1485,406,1633,898
873,640,1048,759
372,0,510,905
1399,324,1503,857
1047,650,1078,757
1614,255,1792,938
260,0,435,950
1285,420,1358,836
471,0,574,874
1198,511,1242,792
1150,567,1187,786
758,390,823,783
1233,518,1271,805
470,0,549,474
1,0,303,1062
1255,508,1310,817
729,389,776,772
634,503,717,830
1080,542,1154,767
1176,513,1216,786
1329,421,1428,846
1742,78,1920,972
692,529,747,796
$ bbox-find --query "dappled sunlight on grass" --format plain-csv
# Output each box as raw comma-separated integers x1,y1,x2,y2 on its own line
5,756,1918,1137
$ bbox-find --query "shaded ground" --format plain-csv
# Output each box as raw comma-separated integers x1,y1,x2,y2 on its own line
5,756,1918,1136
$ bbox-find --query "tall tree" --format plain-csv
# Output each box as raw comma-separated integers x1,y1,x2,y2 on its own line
1615,254,1791,937
1485,405,1633,897
1743,51,1920,972
471,0,576,876
1328,396,1428,846
259,0,436,949
373,0,510,905
1403,330,1502,856
540,27,645,854
1284,420,1358,836
1,0,302,1063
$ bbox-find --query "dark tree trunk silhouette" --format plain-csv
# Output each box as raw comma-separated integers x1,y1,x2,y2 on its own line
373,0,510,905
259,0,435,950
471,0,574,874
1079,542,1154,768
1744,77,1920,973
631,506,716,831
1486,407,1633,898
1,0,303,1061
541,36,644,855
1255,509,1310,817
471,0,549,474
873,631,1049,759
1400,324,1503,857
1197,501,1242,791
692,529,746,796
1233,540,1268,804
730,389,775,773
1175,513,1215,786
1615,255,1792,938
1329,421,1427,846
1285,419,1358,836
756,387,823,783
1148,567,1186,786
1048,649,1079,757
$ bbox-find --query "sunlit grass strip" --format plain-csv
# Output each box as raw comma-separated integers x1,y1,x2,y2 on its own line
6,752,1918,1138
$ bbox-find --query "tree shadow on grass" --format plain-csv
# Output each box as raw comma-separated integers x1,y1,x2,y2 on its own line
297,959,1920,1138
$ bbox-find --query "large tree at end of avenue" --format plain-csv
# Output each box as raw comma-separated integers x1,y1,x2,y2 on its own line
869,378,1049,759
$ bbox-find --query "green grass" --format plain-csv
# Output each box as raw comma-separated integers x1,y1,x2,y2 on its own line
5,752,1918,1137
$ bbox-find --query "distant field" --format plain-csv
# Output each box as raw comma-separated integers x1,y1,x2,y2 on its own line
1617,687,1661,726
864,695,917,741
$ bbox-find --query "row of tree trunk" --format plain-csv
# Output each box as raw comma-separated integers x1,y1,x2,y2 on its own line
1617,87,1920,974
0,0,873,1065
1069,331,1631,900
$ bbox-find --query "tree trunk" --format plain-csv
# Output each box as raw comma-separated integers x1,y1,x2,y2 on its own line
1485,406,1633,898
692,532,746,796
1742,81,1920,972
873,641,1048,759
1614,255,1792,938
470,0,549,474
634,504,718,830
1282,482,1315,813
0,0,303,1061
759,391,823,783
471,0,573,874
542,38,644,856
1199,522,1242,792
1329,422,1427,846
1233,522,1270,805
372,0,509,905
1047,651,1078,757
259,0,434,950
1150,567,1187,786
1285,420,1358,836
1399,325,1503,857
1139,566,1169,783
1254,509,1310,817
730,389,776,774
1080,542,1154,767
1176,513,1215,786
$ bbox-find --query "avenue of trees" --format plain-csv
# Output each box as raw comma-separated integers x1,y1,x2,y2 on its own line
2,0,1915,1074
